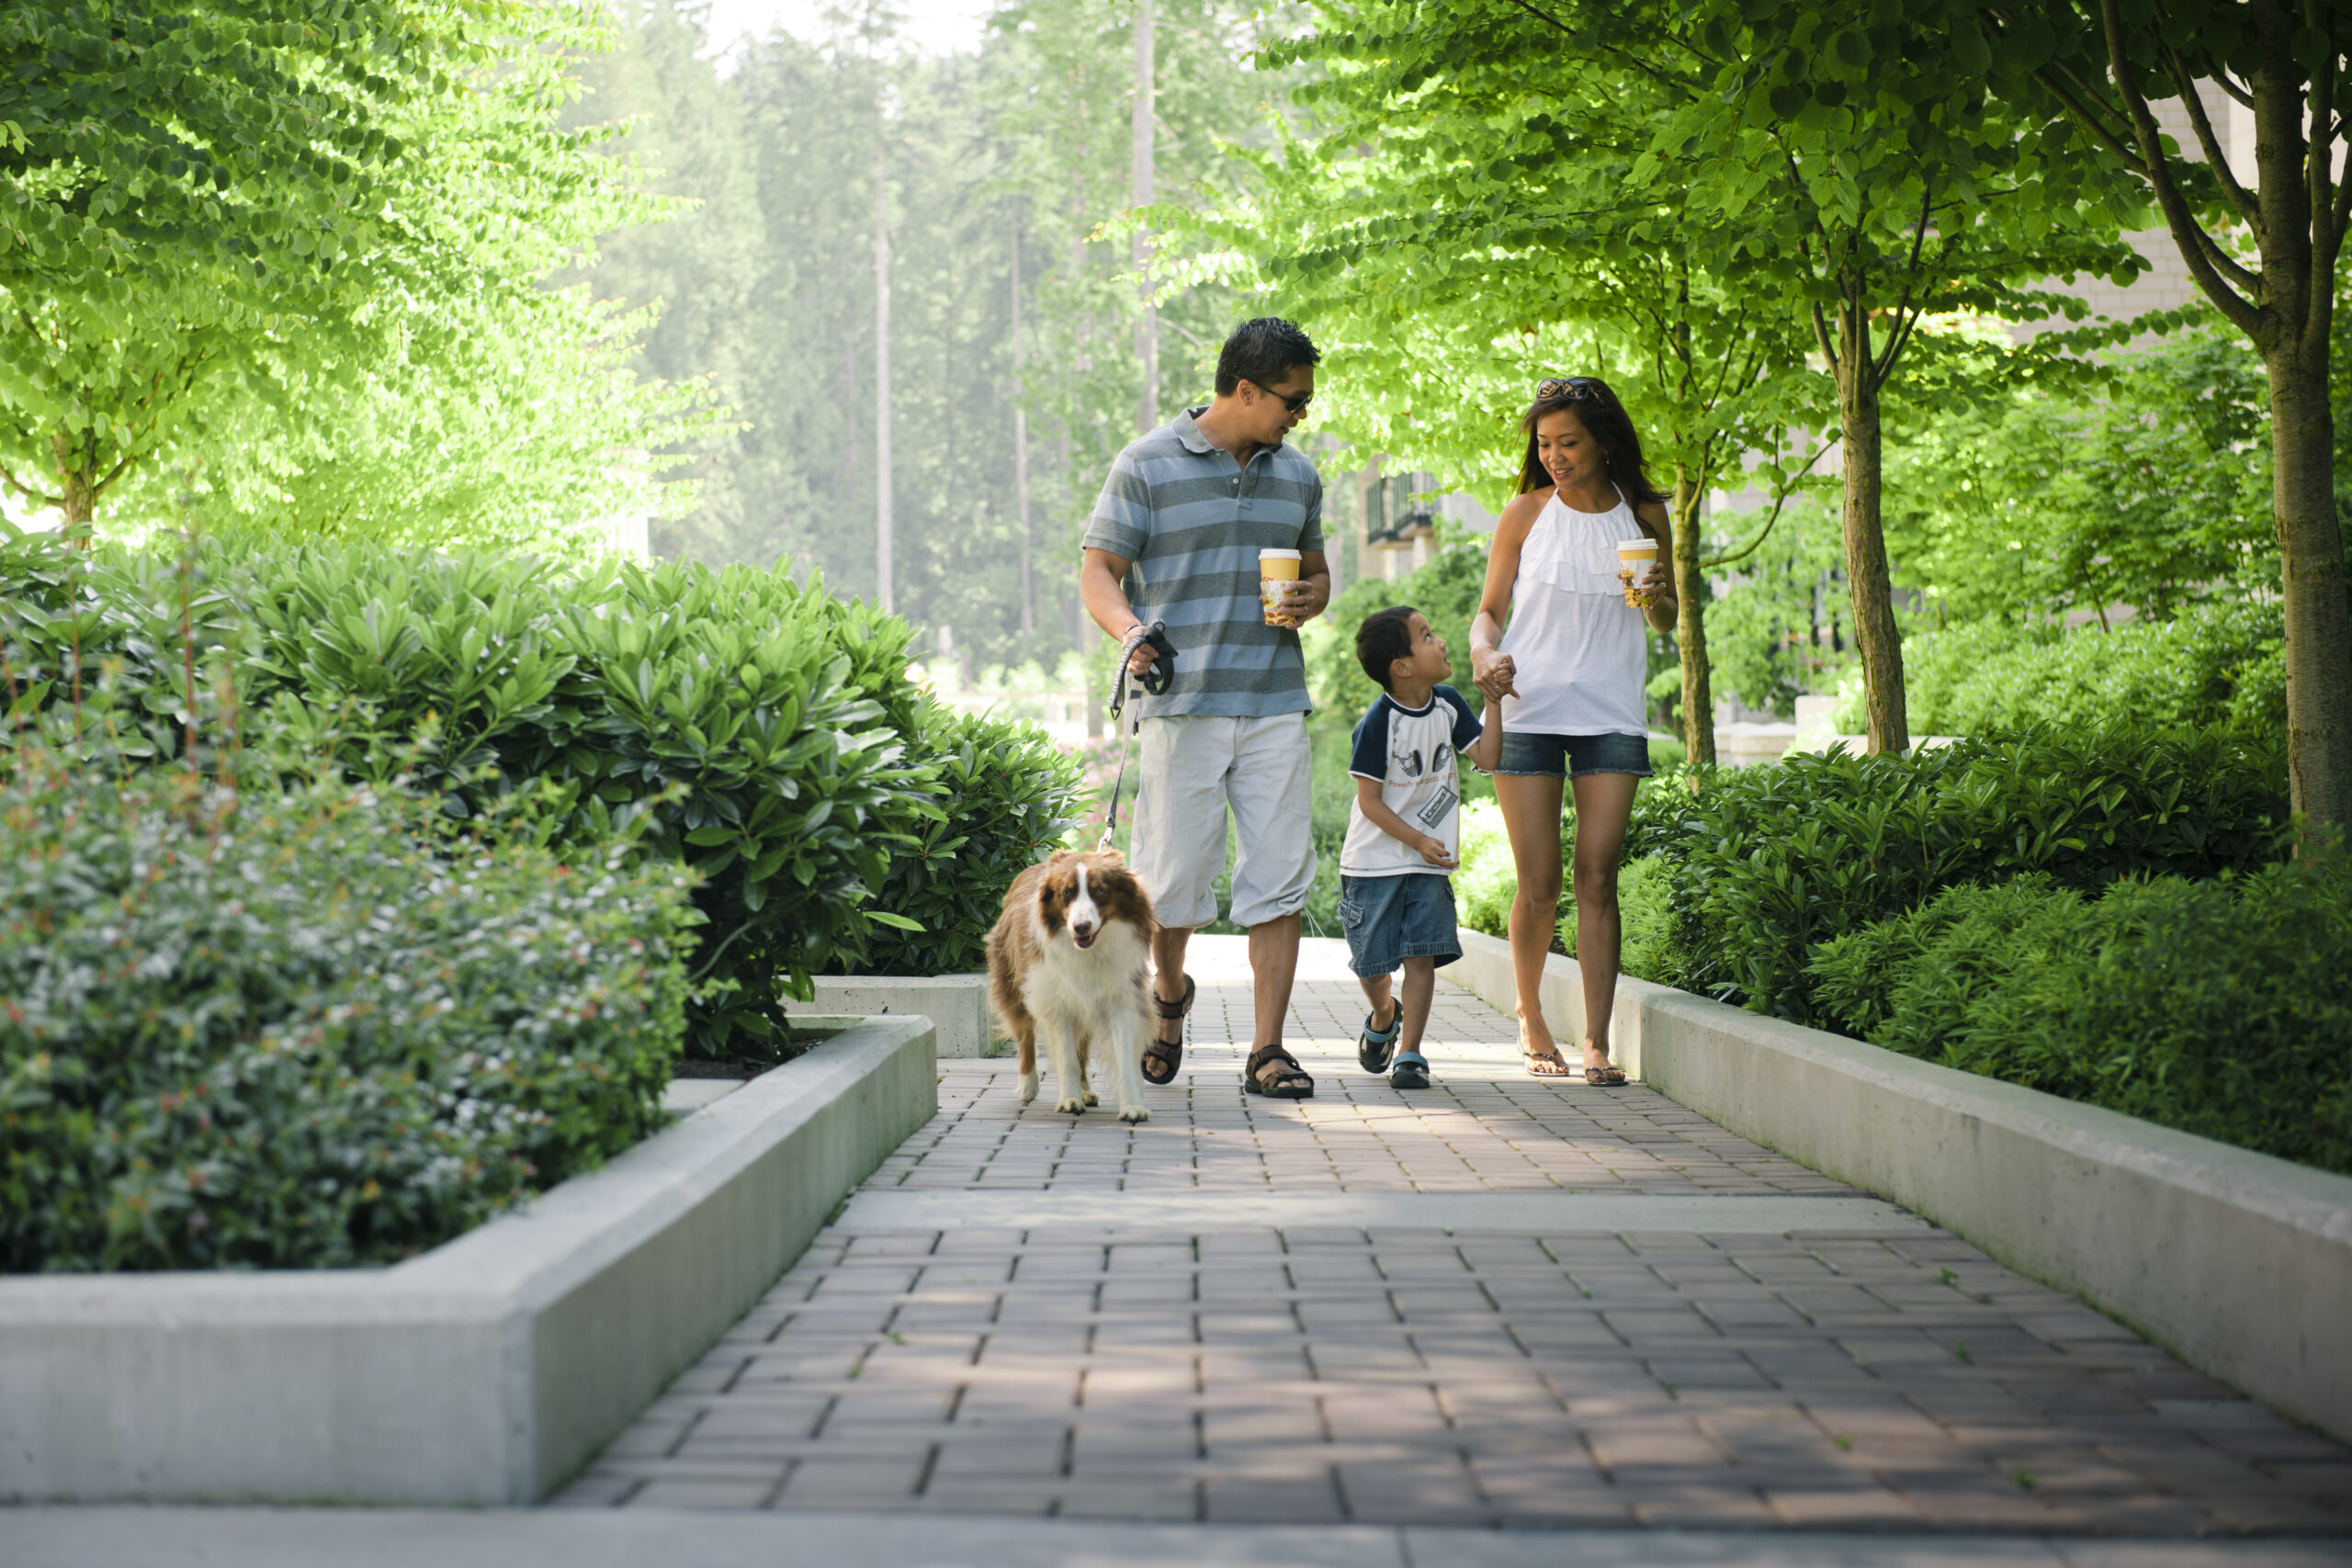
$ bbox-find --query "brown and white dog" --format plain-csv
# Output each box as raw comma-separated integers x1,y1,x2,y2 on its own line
985,849,1157,1122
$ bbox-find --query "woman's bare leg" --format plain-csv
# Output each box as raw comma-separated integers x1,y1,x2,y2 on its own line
1494,772,1571,1073
1567,771,1640,1075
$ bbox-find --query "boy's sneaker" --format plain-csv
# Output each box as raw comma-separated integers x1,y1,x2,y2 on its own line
1389,1052,1430,1090
1357,1006,1401,1073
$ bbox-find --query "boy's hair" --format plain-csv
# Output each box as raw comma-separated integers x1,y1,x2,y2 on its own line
1355,604,1419,693
1215,317,1319,397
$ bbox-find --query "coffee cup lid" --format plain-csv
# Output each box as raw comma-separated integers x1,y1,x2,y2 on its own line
1616,537,1657,555
1259,548,1302,561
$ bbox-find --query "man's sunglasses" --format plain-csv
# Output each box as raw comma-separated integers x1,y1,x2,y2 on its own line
1536,376,1607,400
1247,379,1314,414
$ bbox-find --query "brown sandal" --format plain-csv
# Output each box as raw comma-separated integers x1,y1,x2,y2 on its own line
1582,1062,1628,1086
1242,1043,1314,1099
1524,1045,1575,1077
1143,975,1193,1086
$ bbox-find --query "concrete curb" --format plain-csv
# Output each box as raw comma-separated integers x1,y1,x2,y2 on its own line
0,1017,937,1506
788,974,1007,1057
1445,928,2352,1447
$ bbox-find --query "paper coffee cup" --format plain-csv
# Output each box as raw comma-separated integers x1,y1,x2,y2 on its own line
1260,548,1301,625
1617,537,1658,607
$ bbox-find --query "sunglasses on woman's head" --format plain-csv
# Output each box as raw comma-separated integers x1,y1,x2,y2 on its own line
1536,376,1605,400
1248,380,1313,414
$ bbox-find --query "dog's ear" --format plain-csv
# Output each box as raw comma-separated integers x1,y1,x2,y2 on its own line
1087,858,1154,923
1091,849,1127,869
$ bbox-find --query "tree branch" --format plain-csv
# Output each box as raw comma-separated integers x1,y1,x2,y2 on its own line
1795,229,1839,371
2163,47,2260,228
1869,180,1937,390
1702,438,1837,568
2092,0,2264,338
2305,0,2344,361
87,451,137,502
0,459,62,510
1493,0,1682,90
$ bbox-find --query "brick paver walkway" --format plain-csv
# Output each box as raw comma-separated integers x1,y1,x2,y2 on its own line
558,939,2352,1535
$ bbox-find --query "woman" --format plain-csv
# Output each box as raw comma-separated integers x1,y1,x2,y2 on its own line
1467,376,1676,1082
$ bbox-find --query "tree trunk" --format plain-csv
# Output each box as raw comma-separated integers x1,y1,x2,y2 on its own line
2267,336,2352,824
1671,468,1714,764
1012,226,1034,636
1836,299,1907,754
51,431,96,544
874,130,894,614
1131,0,1156,434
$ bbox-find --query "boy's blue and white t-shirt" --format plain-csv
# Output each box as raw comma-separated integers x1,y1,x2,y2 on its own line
1340,684,1484,877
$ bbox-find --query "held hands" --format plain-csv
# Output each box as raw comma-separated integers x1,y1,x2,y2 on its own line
1417,834,1456,869
1470,644,1518,704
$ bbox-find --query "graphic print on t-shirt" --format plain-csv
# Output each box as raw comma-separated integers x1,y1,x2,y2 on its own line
1340,685,1484,878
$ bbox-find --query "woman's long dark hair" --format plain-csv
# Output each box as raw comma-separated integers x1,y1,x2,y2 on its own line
1516,377,1668,536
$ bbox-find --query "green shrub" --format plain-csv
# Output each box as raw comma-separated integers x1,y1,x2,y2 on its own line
1832,599,2285,738
0,746,700,1272
1624,726,2290,1023
0,533,1071,1048
1548,855,1682,983
854,705,1086,974
1807,856,2352,1175
1456,798,1514,936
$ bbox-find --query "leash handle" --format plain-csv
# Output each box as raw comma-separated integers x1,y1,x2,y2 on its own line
1101,621,1168,851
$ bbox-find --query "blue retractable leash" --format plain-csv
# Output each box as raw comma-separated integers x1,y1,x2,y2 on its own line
1100,620,1175,850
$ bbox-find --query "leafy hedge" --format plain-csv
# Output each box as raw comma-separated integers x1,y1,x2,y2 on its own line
1808,856,2352,1176
1623,726,2291,1024
0,533,1084,1054
1831,599,2285,739
0,746,701,1271
856,705,1087,975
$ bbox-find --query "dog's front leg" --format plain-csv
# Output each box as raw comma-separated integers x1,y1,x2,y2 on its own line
1112,1006,1150,1124
1044,1016,1087,1117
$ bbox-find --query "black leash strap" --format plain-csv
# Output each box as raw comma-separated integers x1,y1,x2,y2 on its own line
1101,621,1174,850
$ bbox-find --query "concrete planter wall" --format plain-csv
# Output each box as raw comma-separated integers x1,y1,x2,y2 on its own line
1448,929,2352,1447
787,974,1006,1057
0,1016,936,1506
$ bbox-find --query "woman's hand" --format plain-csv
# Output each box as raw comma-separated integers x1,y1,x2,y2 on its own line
1642,562,1677,630
1470,643,1518,704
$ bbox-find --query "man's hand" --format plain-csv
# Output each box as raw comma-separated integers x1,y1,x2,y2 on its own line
1125,635,1161,678
1417,834,1456,869
1266,575,1327,630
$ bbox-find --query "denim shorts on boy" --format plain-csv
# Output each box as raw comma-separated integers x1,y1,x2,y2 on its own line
1338,873,1463,979
1493,729,1653,779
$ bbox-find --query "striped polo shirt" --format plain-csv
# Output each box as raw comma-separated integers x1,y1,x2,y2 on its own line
1081,407,1326,719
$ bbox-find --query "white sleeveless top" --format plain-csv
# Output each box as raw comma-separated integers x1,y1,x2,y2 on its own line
1497,489,1652,738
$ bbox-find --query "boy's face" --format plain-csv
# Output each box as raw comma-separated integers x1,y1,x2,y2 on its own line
1392,612,1453,686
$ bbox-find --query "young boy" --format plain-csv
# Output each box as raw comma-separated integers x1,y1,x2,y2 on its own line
1340,604,1503,1089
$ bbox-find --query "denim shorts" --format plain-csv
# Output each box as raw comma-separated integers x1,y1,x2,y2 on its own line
1493,729,1653,779
1338,874,1462,979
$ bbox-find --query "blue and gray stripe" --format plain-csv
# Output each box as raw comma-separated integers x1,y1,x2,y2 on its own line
1081,407,1326,719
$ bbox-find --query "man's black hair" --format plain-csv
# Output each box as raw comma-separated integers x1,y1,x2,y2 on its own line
1215,317,1320,398
1355,604,1419,693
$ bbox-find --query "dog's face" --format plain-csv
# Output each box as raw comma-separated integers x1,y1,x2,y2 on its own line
1034,851,1148,952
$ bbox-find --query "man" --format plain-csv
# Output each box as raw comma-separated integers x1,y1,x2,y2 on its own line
1080,317,1329,1100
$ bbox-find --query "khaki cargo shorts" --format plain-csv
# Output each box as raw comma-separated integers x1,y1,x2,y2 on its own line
1129,713,1316,931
